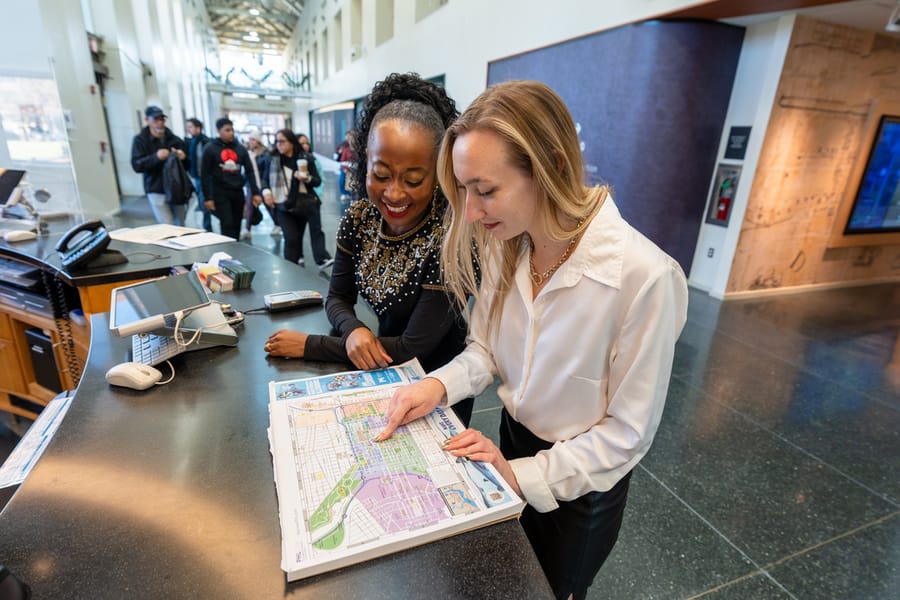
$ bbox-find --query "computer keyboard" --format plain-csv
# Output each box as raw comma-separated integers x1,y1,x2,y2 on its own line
132,332,185,366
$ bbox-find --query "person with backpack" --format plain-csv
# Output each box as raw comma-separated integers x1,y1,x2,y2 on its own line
162,151,194,213
131,105,188,225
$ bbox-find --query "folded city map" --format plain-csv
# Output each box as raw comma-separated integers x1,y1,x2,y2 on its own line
268,359,524,581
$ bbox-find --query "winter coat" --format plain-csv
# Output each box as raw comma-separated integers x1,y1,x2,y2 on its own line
130,127,187,194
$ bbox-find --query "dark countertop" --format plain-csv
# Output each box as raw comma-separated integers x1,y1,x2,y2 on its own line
0,217,240,287
0,241,553,598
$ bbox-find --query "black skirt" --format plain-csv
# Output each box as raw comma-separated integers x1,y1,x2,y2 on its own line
500,409,632,600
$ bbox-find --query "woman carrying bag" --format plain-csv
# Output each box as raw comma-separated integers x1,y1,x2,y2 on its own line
261,128,332,267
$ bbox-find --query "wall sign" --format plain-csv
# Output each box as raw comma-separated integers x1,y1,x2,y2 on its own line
724,126,751,160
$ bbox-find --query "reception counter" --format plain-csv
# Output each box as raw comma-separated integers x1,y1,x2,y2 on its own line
0,222,260,418
0,237,553,598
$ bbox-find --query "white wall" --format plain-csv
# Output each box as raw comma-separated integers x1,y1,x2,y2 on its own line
88,0,146,197
35,0,120,218
287,0,711,111
688,15,796,297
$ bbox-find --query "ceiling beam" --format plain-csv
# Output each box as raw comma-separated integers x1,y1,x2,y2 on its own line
207,6,298,26
217,35,288,48
665,0,849,20
216,22,287,37
273,0,304,17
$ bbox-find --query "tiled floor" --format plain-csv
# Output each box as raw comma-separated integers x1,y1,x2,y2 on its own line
2,165,898,598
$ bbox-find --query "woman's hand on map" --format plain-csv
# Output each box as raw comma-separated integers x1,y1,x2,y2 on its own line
265,329,308,358
376,377,446,442
345,327,392,370
443,429,521,497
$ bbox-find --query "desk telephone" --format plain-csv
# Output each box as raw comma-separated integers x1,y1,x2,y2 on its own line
56,220,127,270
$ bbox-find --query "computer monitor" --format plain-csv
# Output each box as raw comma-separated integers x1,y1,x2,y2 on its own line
0,169,26,206
109,271,211,337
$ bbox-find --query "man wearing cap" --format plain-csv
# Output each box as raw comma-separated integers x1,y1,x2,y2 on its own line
131,105,188,225
201,117,262,240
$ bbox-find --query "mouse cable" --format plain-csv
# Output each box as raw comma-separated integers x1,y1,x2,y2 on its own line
155,360,175,385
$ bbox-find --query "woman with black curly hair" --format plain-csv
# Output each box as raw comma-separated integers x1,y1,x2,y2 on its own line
264,72,474,426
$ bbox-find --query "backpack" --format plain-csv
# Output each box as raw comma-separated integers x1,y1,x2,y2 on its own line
163,152,194,205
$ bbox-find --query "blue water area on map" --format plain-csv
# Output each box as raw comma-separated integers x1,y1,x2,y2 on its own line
462,454,512,507
361,368,403,386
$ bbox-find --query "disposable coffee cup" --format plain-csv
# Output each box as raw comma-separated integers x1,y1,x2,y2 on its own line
297,158,308,174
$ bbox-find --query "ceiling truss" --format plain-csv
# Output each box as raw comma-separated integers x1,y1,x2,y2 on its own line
205,0,303,54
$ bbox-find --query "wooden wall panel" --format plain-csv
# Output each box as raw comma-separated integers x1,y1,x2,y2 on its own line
728,16,900,293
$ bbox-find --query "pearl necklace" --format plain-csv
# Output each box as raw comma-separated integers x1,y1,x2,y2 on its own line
529,235,579,286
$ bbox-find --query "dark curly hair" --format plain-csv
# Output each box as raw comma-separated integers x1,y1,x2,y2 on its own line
350,73,458,197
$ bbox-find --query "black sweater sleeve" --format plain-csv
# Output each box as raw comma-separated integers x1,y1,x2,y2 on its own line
326,244,367,336
303,244,363,364
365,287,460,365
303,244,462,367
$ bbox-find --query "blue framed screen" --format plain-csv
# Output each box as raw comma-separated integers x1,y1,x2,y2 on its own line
845,115,900,234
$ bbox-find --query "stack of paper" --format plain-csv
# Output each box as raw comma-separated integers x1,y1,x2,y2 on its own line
108,224,233,249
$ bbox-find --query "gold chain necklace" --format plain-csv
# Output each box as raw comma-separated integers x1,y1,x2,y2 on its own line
529,235,579,286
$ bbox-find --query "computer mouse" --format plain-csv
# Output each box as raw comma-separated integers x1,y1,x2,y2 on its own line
105,362,163,390
2,230,37,243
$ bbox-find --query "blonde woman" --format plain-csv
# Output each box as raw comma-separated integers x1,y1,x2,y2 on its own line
378,80,688,599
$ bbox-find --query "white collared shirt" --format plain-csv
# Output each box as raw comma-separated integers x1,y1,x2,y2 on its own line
432,198,688,512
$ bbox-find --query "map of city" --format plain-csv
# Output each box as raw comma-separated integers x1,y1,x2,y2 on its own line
268,360,523,581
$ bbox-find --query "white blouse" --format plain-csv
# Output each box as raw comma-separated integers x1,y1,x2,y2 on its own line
431,197,689,513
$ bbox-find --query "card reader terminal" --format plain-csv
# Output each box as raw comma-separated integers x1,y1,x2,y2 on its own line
264,290,323,312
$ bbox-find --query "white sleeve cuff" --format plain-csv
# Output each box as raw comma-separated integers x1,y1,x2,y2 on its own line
509,456,558,513
430,363,468,407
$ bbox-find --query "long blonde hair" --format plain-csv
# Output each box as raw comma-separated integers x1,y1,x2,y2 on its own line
437,80,608,327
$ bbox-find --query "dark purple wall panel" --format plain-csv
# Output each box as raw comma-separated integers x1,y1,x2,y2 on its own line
488,20,745,272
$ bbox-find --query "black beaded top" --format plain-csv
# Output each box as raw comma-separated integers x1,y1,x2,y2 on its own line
336,199,446,319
